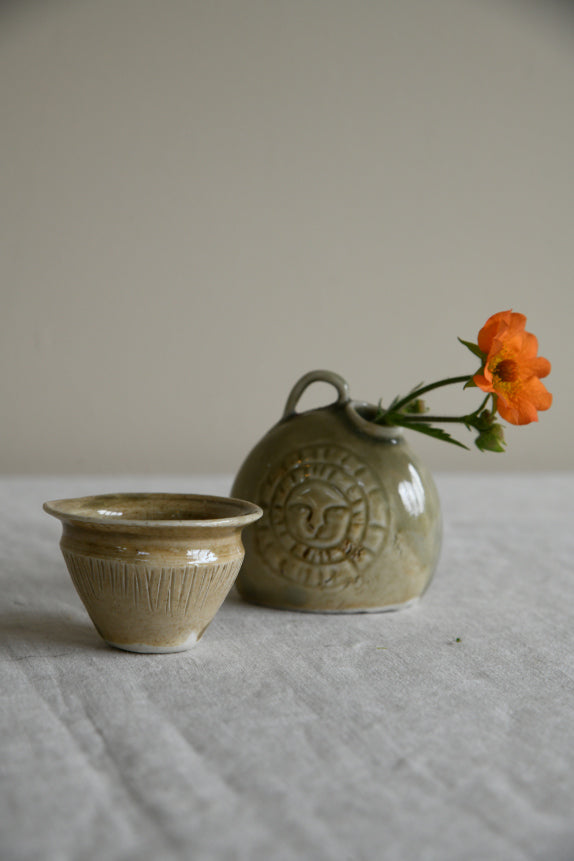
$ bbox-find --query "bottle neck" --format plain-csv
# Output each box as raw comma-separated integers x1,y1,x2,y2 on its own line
345,401,404,440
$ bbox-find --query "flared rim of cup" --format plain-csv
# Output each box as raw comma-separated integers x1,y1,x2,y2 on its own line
43,492,263,529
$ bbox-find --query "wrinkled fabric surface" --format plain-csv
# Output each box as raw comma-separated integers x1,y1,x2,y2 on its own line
1,474,573,861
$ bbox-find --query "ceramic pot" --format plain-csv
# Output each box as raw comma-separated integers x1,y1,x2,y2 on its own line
232,371,441,612
44,493,262,652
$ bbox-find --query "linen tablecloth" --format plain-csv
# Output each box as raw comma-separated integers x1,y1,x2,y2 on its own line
1,474,573,861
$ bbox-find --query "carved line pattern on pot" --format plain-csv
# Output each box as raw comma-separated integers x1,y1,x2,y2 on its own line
62,551,242,616
254,444,390,590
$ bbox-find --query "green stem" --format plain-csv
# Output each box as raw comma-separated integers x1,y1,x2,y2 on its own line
385,394,493,428
388,375,472,414
476,393,492,414
389,414,473,424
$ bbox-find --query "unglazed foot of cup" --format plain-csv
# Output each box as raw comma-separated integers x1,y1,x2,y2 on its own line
105,631,200,653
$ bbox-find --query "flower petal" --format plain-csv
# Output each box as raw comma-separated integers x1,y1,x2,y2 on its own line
505,312,528,335
473,372,495,393
523,375,553,411
477,310,527,355
477,310,512,354
496,392,539,425
523,356,551,380
497,378,552,425
519,331,540,359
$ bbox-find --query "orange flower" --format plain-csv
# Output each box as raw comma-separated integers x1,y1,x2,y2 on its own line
473,310,552,425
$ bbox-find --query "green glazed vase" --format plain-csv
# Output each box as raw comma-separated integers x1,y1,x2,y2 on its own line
232,370,442,613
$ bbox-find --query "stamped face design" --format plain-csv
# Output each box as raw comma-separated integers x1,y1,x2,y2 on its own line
285,480,351,549
254,444,389,590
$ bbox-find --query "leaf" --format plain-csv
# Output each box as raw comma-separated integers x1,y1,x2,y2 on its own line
389,415,470,449
458,338,485,361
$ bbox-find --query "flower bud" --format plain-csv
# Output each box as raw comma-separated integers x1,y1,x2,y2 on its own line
403,398,428,414
475,423,506,453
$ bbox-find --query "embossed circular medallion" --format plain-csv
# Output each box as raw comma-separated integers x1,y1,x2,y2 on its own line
255,444,389,590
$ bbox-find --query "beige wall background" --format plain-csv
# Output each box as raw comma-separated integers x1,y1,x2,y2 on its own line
1,0,571,475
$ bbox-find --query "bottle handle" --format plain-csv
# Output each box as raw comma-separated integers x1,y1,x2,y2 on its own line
282,370,350,419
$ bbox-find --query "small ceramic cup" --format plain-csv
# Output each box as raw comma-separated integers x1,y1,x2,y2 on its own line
44,493,262,653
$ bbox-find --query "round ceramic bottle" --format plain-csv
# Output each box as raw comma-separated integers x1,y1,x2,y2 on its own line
232,371,442,613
